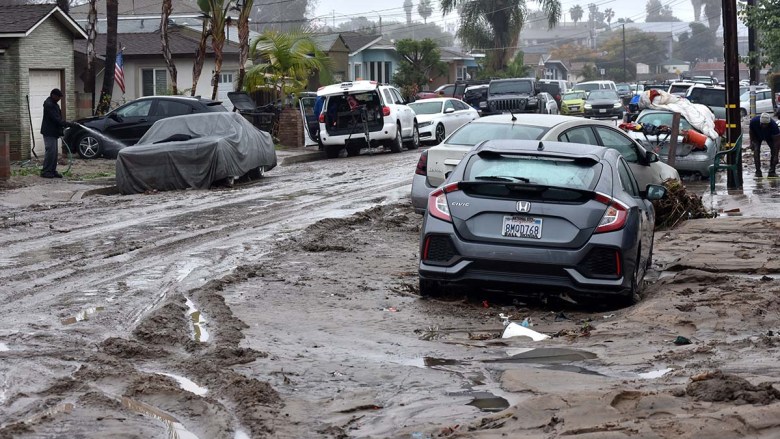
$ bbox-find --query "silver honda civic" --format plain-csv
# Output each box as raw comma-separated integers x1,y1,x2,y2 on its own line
418,139,666,304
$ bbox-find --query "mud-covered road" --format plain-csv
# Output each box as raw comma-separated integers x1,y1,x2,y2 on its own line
2,149,780,438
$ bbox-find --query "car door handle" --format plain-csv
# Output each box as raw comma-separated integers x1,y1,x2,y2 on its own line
139,118,148,122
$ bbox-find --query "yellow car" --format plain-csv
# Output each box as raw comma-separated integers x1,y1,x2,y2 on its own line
560,91,587,116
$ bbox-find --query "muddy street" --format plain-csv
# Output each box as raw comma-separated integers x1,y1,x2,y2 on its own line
2,149,780,438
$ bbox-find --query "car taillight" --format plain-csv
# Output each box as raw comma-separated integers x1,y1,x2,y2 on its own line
318,113,325,123
427,182,459,222
415,150,428,176
382,106,391,117
594,193,628,233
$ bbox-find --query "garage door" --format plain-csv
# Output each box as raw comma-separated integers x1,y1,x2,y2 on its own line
29,70,62,156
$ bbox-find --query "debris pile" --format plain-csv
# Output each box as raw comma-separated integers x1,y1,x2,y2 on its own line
653,179,715,229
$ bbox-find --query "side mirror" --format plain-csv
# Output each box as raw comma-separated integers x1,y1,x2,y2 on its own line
645,150,660,163
109,112,122,122
444,107,455,114
643,184,667,200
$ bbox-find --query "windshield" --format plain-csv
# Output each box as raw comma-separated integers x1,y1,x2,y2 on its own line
408,102,443,115
563,92,586,101
587,90,619,100
637,112,693,131
669,84,691,94
446,122,548,146
465,155,601,192
574,83,601,92
616,84,631,93
489,81,533,94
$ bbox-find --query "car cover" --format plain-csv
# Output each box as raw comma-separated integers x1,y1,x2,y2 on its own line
116,112,276,194
637,89,719,140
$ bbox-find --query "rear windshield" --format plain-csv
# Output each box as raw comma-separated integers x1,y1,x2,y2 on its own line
687,88,725,107
616,84,631,93
446,122,548,146
465,154,601,192
490,81,533,94
408,102,443,114
574,83,601,92
563,92,586,100
669,84,691,94
637,112,693,131
538,83,560,95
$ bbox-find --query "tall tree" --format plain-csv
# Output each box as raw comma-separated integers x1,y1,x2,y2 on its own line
160,0,178,94
740,0,780,69
95,0,117,115
84,0,97,113
569,5,583,25
441,0,562,72
603,8,614,29
191,3,211,96
403,0,413,25
206,0,232,100
236,0,255,91
418,0,433,24
645,0,680,22
674,22,720,64
244,29,331,101
393,38,446,99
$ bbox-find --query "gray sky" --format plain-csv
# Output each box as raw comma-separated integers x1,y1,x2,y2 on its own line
311,0,698,28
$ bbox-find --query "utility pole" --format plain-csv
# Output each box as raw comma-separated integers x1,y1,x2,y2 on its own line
622,24,627,82
722,0,742,189
747,0,757,117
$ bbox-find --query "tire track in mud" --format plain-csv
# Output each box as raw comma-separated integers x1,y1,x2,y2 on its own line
0,151,420,438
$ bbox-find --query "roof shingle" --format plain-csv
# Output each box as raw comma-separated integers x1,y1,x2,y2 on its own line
74,28,239,57
0,4,58,34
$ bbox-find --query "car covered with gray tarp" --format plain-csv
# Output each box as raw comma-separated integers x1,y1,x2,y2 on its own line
116,112,276,194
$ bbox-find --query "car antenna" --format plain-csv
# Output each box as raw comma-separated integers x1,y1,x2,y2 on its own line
509,110,517,122
537,141,544,151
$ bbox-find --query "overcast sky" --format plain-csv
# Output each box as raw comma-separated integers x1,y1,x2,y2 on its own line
311,0,698,28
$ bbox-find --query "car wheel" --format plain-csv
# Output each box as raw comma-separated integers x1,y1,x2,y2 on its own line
247,166,264,179
646,238,654,270
406,124,420,150
419,278,444,297
346,143,362,157
389,124,403,153
76,132,102,159
617,248,643,307
325,144,343,159
435,123,446,144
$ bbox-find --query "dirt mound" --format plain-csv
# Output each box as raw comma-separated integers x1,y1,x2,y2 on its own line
686,370,780,404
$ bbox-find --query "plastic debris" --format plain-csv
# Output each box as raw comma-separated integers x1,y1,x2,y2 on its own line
502,323,550,341
520,317,531,327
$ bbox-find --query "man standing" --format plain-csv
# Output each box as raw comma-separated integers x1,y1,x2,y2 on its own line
749,112,780,178
40,88,74,178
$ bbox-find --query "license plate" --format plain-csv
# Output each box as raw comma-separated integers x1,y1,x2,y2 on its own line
599,109,607,113
570,106,579,110
501,216,543,239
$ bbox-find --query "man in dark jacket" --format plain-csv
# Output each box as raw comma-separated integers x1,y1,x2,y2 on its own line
749,112,780,177
40,88,74,178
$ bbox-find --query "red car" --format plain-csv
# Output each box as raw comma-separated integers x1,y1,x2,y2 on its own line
416,83,466,101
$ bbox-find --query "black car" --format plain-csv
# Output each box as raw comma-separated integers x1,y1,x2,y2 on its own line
583,90,624,119
64,96,226,159
484,78,540,114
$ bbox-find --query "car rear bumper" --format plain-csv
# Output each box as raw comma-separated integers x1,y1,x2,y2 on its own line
319,121,396,146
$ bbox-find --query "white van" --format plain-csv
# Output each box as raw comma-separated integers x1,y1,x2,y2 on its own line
538,79,570,93
573,80,617,92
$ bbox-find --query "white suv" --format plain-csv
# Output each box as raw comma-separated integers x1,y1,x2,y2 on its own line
317,81,419,158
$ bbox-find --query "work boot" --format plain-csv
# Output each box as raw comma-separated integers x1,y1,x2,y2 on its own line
769,170,778,178
755,170,763,178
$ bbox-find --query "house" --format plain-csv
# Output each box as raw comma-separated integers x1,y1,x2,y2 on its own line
0,4,87,161
311,33,350,88
427,47,478,88
73,27,240,114
661,59,690,77
688,61,749,83
341,32,399,84
523,53,569,81
69,0,204,33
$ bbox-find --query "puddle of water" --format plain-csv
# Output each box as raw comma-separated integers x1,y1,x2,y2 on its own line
234,431,251,439
61,306,105,325
404,357,463,368
121,396,200,439
449,391,509,413
185,298,210,342
157,372,208,396
638,368,673,379
486,348,597,364
0,343,9,352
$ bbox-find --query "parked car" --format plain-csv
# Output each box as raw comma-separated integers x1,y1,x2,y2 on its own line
685,84,726,119
115,112,276,194
625,109,719,177
407,98,479,145
583,89,624,119
739,88,774,117
64,96,227,159
538,81,562,108
538,79,570,94
484,78,540,114
573,80,618,92
667,81,694,97
463,84,489,112
417,138,667,302
317,80,419,158
560,91,587,116
411,114,680,213
616,82,633,102
537,92,560,114
416,83,467,100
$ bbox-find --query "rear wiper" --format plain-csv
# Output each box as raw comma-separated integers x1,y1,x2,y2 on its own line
474,175,531,183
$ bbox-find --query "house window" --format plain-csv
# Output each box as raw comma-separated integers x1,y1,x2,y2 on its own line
366,61,392,83
219,72,234,85
142,68,168,96
353,63,362,81
456,66,467,81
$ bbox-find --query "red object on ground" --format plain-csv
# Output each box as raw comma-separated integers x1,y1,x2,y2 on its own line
482,300,489,308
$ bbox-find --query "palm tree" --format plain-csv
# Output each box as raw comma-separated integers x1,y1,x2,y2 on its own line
604,7,614,29
403,0,413,25
95,0,118,115
244,29,331,102
204,0,232,100
161,0,178,94
441,0,561,72
191,2,211,96
570,4,583,25
418,0,433,24
236,0,255,91
85,0,97,113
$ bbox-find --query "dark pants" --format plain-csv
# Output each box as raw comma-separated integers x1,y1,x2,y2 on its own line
41,136,59,176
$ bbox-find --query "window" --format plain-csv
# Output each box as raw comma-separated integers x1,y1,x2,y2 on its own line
618,158,640,197
142,68,168,96
353,63,362,81
115,99,152,118
444,100,455,112
367,61,392,83
390,88,404,104
382,89,393,105
453,100,469,111
156,100,192,117
559,127,598,146
456,66,467,81
219,72,234,85
594,126,639,162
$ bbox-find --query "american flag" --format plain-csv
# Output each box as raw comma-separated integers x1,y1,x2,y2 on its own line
114,51,125,94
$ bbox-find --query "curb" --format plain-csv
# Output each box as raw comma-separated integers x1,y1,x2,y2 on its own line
71,185,120,201
282,151,325,165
